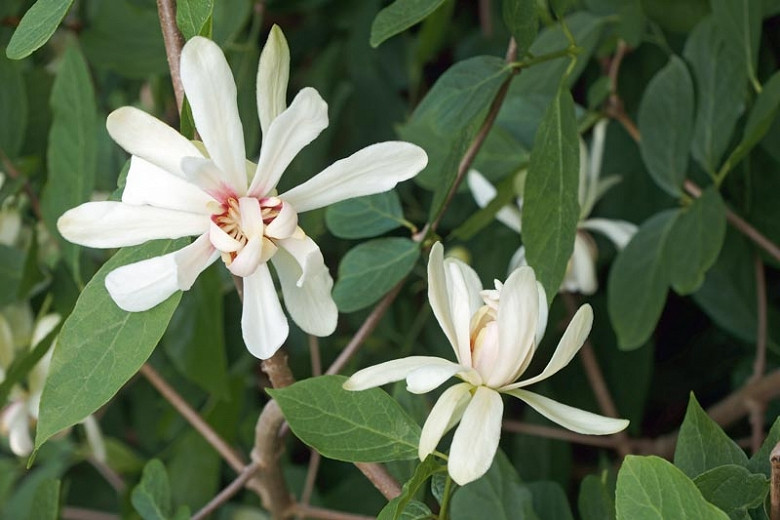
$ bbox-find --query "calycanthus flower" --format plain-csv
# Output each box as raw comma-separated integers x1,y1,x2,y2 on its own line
343,242,628,485
57,27,428,359
468,119,637,294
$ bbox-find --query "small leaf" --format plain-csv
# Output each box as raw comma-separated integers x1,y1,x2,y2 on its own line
333,238,420,313
28,479,60,520
269,375,422,463
380,500,433,520
0,53,27,158
176,0,214,40
711,0,761,85
747,417,780,477
6,0,75,59
325,191,406,239
378,456,446,520
502,0,538,57
637,55,694,197
615,456,730,520
370,0,449,48
131,460,174,520
693,465,767,520
578,472,616,520
674,393,748,479
522,87,580,302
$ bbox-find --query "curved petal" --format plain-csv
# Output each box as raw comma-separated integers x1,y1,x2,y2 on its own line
257,24,290,135
427,243,461,364
123,156,216,212
241,263,289,359
180,157,240,200
0,314,14,370
249,88,328,197
3,402,33,456
505,388,628,434
577,137,589,209
106,106,203,179
265,201,298,239
448,387,503,486
227,236,274,278
271,236,336,336
418,383,473,460
561,233,597,295
467,170,522,233
209,221,242,253
503,304,593,390
406,360,467,394
58,202,210,248
580,218,638,250
534,281,548,346
175,233,221,290
180,36,247,193
342,356,454,392
30,314,60,349
281,142,427,213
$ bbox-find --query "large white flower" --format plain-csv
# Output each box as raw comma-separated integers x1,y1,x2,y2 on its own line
57,27,428,359
343,242,628,485
468,120,637,295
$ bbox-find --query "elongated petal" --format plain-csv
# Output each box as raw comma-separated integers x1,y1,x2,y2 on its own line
58,202,209,248
258,24,290,136
123,156,216,212
448,387,503,486
506,388,628,434
175,233,221,290
281,142,427,213
180,36,247,193
503,304,593,390
580,218,638,250
249,88,328,197
577,138,589,209
209,222,242,252
271,236,336,336
427,243,460,362
406,360,466,394
241,263,289,359
418,383,473,460
467,170,522,233
106,106,203,178
343,356,455,391
239,197,264,238
3,402,33,456
562,233,597,295
535,281,548,346
81,415,107,463
508,245,527,274
180,157,240,200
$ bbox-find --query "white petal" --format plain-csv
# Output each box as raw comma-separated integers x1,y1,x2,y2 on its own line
448,387,503,486
577,138,589,209
580,218,638,250
505,388,628,434
241,264,289,359
80,415,107,463
175,233,220,290
180,157,240,200
467,170,522,233
271,236,336,336
58,202,209,248
3,402,33,456
508,245,527,274
503,304,593,390
281,142,427,213
209,221,242,252
0,313,14,370
227,237,266,278
180,36,247,193
106,106,203,179
257,24,290,136
562,233,597,295
265,201,298,239
30,314,60,349
123,156,216,211
427,244,461,363
239,197,264,238
445,259,483,367
406,361,466,394
249,88,328,197
418,383,473,460
535,281,548,346
343,356,454,391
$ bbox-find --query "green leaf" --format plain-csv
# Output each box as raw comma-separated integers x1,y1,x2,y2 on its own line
6,0,75,59
325,191,406,239
674,393,748,479
269,375,422,463
0,244,25,306
683,16,747,174
666,186,727,295
132,460,174,520
36,240,186,449
608,210,678,350
502,0,538,57
40,42,97,283
380,500,433,520
522,88,580,302
693,465,767,520
176,0,214,40
637,56,694,197
0,52,27,158
615,456,730,520
378,456,446,520
711,0,761,85
370,0,449,48
527,481,574,520
332,238,419,313
748,417,780,477
28,479,59,520
578,472,616,520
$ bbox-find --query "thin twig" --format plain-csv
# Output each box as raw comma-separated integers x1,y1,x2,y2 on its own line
750,254,768,453
299,451,321,515
309,335,322,377
192,461,261,520
61,508,119,520
291,504,375,520
478,0,493,37
502,420,619,448
156,0,185,112
772,442,780,520
354,462,403,499
87,455,126,493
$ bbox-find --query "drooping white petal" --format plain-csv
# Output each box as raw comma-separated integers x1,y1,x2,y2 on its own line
271,236,336,336
505,388,629,434
241,263,289,359
123,156,216,212
580,218,638,250
467,170,522,233
406,360,467,394
0,314,14,370
535,281,548,346
180,36,247,193
106,106,203,178
281,142,427,213
448,387,503,486
562,233,597,295
249,88,328,198
227,237,269,278
257,24,290,136
3,402,32,456
81,415,107,463
418,383,473,460
502,304,593,390
343,356,455,391
175,233,221,290
265,202,298,239
30,314,60,349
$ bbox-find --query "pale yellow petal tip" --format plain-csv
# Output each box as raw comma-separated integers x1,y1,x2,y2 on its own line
342,378,358,391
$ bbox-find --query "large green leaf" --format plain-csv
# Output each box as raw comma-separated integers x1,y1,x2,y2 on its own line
332,237,419,313
502,0,538,57
36,240,186,448
325,191,406,239
369,0,449,48
521,88,580,302
616,456,730,520
132,459,189,520
527,481,574,520
176,0,213,40
637,56,694,197
269,375,422,462
0,52,27,158
6,0,74,59
693,465,767,520
28,479,59,520
578,472,616,520
378,456,446,520
711,0,761,85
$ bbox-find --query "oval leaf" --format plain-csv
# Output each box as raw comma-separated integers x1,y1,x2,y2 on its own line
370,0,448,48
502,0,538,57
325,191,405,239
711,0,761,85
693,465,768,519
6,0,75,59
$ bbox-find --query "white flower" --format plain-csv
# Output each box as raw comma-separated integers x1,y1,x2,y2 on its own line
467,120,637,295
57,27,428,359
343,242,628,485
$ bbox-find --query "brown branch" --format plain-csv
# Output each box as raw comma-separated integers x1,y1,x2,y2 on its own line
291,504,375,520
354,462,403,499
61,508,119,520
263,349,296,389
156,0,185,112
502,420,620,449
750,254,769,454
192,461,260,520
772,442,780,520
309,335,322,377
299,451,321,515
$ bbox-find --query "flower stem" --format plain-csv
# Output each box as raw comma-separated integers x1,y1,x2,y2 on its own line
438,474,454,520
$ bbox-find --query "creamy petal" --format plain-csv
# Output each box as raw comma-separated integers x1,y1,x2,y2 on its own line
209,221,242,253
577,138,589,209
467,170,522,233
180,36,247,193
0,314,14,370
123,156,216,211
343,356,453,391
175,233,220,290
505,388,628,434
418,383,473,460
580,218,638,250
427,243,461,364
265,201,298,239
508,245,527,274
448,387,503,486
281,142,427,213
445,258,483,367
227,237,265,278
406,359,467,394
81,415,107,463
3,402,32,456
180,157,239,200
257,24,290,136
535,281,548,346
562,233,597,295
239,197,264,238
241,264,289,359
